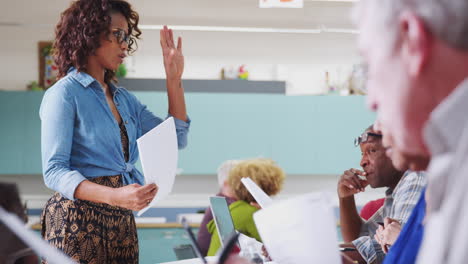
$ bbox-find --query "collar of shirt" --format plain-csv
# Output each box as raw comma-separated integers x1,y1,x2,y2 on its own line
391,170,413,193
68,67,95,88
383,170,409,198
422,78,468,215
67,67,122,95
423,77,468,156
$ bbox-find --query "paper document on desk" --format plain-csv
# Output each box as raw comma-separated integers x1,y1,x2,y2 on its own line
241,177,273,208
137,117,178,216
254,192,341,264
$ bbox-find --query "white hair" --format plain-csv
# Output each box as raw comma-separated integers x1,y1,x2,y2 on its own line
353,0,468,50
216,160,241,187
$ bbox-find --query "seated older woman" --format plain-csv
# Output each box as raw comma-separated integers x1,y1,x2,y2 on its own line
206,158,285,256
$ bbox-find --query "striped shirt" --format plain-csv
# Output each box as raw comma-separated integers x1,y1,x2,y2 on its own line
352,171,426,264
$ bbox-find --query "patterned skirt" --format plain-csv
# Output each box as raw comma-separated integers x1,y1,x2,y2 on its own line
41,175,138,264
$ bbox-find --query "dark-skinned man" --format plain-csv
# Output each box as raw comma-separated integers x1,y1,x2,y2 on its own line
338,125,426,264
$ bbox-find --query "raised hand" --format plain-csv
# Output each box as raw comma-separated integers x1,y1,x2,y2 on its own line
160,25,184,81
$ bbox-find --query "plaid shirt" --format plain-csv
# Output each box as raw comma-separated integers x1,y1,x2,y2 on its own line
352,171,426,264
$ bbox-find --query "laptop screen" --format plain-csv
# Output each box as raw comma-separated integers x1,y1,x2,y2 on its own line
180,217,207,263
209,196,237,248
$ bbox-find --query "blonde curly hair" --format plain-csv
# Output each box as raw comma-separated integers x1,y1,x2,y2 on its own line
227,158,285,203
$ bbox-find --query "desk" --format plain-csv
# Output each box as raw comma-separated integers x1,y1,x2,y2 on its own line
159,258,276,264
159,256,217,264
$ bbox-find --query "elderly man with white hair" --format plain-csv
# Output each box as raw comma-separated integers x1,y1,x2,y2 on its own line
353,0,468,263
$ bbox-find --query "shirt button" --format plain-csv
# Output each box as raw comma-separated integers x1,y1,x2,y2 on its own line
125,120,128,124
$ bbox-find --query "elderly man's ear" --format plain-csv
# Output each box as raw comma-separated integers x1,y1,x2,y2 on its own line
398,11,432,77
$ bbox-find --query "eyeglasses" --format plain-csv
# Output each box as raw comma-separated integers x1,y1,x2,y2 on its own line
111,28,130,45
354,132,382,146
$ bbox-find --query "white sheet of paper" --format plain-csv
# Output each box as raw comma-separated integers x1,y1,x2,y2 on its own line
253,192,341,264
259,0,303,8
137,117,178,216
241,177,273,208
238,233,264,257
0,207,75,264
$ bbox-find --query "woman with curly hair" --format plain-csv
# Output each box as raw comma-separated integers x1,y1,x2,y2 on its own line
40,0,190,262
206,158,285,256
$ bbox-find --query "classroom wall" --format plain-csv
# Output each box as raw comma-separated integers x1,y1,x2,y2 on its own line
0,91,374,175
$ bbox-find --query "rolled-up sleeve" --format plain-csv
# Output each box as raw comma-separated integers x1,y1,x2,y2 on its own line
352,206,385,263
40,87,86,200
171,115,191,149
353,235,385,264
135,97,191,149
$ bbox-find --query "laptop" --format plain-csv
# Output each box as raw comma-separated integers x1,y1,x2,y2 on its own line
180,216,240,264
173,244,197,260
180,217,207,264
209,196,241,250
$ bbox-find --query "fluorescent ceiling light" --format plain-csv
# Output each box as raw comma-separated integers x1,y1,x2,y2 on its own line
140,24,358,34
304,0,356,1
0,22,357,34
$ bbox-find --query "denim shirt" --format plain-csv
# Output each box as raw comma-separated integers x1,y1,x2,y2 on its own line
40,68,190,200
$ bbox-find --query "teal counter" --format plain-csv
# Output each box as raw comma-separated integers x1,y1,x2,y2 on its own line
33,225,198,263
0,91,375,175
33,224,343,263
138,227,198,264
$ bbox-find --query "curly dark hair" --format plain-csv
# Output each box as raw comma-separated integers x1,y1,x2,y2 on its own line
54,0,141,84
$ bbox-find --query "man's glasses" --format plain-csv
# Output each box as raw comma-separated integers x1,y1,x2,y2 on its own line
354,132,382,146
111,28,130,45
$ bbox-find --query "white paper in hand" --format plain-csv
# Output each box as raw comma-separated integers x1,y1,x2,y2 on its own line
137,117,178,216
253,192,341,264
241,177,273,208
259,0,303,8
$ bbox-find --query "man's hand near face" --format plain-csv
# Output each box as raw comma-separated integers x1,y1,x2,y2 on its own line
338,169,369,198
338,168,369,244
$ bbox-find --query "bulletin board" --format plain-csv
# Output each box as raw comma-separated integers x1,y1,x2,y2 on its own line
38,41,58,89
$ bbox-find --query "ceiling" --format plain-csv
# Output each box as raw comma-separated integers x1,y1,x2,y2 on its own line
1,0,356,30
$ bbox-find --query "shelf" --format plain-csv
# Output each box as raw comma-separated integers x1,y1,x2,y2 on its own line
118,78,286,94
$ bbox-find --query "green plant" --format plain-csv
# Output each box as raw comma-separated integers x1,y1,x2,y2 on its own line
116,63,127,78
27,81,45,91
42,44,53,57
